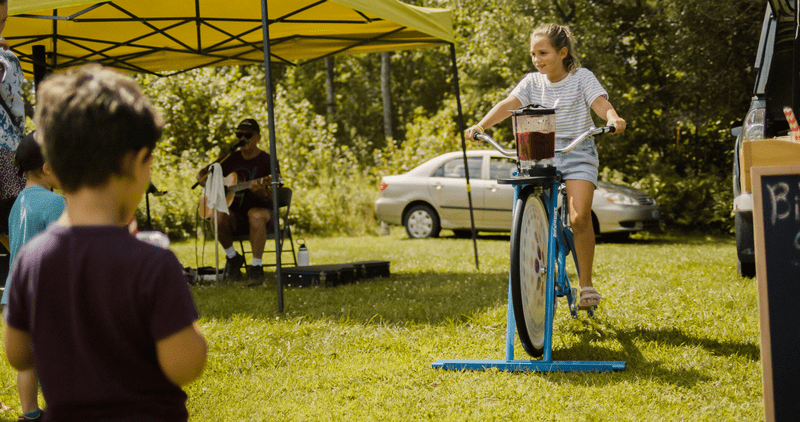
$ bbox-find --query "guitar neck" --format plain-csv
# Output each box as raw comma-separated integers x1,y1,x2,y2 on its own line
226,176,270,194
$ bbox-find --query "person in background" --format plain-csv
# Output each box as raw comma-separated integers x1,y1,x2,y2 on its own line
1,132,64,422
0,0,27,254
4,64,207,422
196,118,280,287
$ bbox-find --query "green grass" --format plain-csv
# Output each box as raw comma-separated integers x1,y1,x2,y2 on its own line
0,230,763,421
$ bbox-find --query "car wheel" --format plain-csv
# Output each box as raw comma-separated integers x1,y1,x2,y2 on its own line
404,204,440,239
602,231,630,243
735,211,755,278
737,258,756,278
452,229,473,238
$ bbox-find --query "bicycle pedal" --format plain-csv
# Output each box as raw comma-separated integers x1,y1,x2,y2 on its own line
578,305,597,319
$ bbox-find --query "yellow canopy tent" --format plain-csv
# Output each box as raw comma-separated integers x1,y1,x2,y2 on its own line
7,0,454,76
5,0,478,311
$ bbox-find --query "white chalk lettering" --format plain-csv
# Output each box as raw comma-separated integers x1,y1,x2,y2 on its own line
767,182,790,226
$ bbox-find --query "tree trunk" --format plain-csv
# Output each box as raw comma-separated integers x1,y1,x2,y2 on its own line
325,56,335,117
381,52,394,140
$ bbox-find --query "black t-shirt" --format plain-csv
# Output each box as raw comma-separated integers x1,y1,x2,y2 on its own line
220,150,277,210
6,225,199,421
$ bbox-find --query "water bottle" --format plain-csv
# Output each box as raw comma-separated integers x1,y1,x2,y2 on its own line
297,239,309,266
136,231,171,249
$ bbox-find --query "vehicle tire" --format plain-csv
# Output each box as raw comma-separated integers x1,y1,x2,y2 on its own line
735,211,756,278
738,258,756,278
602,231,630,243
452,229,473,238
510,190,549,358
404,204,441,239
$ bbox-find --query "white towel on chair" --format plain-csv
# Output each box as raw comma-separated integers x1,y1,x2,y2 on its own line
205,163,229,214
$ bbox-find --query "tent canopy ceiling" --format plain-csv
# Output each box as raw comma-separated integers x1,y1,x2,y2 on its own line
6,0,454,77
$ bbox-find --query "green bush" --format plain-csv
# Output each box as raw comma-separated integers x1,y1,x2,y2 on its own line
599,142,734,235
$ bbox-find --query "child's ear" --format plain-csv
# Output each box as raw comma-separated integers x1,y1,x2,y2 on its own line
121,148,153,177
42,163,61,189
42,162,54,176
134,147,153,165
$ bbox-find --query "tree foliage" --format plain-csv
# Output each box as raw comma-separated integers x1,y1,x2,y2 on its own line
136,0,764,237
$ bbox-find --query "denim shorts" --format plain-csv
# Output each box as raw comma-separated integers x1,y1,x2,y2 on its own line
553,136,599,186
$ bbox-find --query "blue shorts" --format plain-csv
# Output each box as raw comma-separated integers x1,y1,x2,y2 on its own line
554,136,599,186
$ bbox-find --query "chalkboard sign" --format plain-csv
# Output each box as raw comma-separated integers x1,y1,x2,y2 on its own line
751,164,800,422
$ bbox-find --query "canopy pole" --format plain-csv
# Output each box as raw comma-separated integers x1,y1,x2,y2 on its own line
260,0,284,313
32,45,47,91
449,43,479,270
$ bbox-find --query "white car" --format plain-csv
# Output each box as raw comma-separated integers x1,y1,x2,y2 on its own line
375,150,660,239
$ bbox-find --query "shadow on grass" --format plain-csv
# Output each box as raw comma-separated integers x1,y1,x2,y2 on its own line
614,326,760,361
193,271,510,325
432,231,723,246
531,319,759,387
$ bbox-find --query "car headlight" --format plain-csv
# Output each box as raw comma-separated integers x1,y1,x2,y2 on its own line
603,191,638,206
743,107,766,141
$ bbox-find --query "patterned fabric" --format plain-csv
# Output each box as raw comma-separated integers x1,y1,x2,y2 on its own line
0,49,25,151
0,148,25,200
0,49,26,202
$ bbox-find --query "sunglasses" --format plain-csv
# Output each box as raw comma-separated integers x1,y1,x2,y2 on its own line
235,132,255,139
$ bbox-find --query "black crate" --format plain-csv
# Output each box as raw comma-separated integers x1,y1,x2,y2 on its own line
330,264,359,285
280,261,391,288
351,261,390,279
281,264,344,287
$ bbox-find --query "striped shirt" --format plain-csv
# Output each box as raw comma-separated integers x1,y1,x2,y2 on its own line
510,68,607,140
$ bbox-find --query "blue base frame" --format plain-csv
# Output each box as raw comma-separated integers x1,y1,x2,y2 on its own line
431,182,626,373
430,286,626,372
431,359,626,372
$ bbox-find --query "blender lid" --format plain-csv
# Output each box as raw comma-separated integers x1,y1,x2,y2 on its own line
511,103,557,115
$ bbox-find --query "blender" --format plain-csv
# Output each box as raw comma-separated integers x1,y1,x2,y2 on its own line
512,104,557,177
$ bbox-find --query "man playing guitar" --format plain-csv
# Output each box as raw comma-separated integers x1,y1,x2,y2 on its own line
196,118,279,286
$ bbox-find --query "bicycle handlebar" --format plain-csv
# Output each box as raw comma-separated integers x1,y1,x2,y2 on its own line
555,126,615,153
472,125,620,158
474,132,517,157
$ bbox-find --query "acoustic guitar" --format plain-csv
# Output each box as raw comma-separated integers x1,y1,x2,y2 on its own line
198,173,272,219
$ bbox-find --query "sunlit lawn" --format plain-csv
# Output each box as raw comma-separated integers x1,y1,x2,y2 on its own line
0,230,762,421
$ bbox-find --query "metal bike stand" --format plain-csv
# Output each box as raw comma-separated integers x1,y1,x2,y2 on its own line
432,179,626,373
431,282,626,372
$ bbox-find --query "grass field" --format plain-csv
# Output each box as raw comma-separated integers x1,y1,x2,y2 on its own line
0,230,763,421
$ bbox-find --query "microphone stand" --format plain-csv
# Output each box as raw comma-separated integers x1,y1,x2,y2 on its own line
191,141,245,190
145,183,167,231
192,139,245,281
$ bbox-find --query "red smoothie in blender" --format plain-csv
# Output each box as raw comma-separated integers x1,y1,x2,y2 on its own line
516,131,555,161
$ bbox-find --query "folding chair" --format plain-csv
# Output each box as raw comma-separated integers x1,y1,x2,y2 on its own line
233,186,297,267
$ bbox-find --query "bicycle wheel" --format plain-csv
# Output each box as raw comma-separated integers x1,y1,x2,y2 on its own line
510,189,550,358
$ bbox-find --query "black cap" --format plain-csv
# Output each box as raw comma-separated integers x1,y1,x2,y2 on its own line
13,131,44,177
237,118,260,134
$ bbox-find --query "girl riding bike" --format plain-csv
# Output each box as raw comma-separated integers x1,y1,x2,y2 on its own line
465,23,627,308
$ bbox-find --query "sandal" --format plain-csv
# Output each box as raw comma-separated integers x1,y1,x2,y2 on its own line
579,287,603,308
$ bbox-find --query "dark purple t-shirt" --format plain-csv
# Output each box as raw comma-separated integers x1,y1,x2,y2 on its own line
6,225,199,421
220,149,276,210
